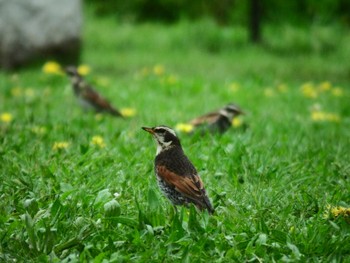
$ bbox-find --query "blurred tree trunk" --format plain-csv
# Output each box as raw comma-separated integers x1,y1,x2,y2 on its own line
212,0,234,25
249,0,262,43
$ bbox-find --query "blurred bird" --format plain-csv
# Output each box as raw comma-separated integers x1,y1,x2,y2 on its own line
189,103,244,134
142,125,214,214
65,66,123,117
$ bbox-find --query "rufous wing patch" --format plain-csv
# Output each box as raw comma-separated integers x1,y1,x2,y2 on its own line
83,88,113,110
156,165,205,201
189,112,220,126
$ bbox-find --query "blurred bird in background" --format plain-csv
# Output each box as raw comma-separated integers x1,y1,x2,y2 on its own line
188,103,244,134
65,66,123,117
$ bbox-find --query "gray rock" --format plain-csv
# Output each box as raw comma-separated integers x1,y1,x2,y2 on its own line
0,0,82,69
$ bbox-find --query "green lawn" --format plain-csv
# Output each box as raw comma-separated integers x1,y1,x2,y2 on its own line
1,11,350,262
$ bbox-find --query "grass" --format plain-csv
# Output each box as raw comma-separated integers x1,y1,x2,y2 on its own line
1,10,350,262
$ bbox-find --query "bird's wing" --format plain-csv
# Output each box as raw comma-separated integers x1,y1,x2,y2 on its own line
189,112,220,127
82,87,121,116
82,87,111,108
156,165,205,201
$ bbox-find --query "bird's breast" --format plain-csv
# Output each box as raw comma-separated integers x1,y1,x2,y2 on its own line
155,148,197,176
77,97,94,110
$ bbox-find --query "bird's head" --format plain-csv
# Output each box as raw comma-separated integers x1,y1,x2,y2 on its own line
220,103,244,120
142,125,181,154
64,66,82,91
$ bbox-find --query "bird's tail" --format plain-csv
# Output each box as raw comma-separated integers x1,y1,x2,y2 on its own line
198,195,214,214
204,198,215,214
110,108,124,118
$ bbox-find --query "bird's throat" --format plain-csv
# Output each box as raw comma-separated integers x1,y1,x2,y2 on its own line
156,141,172,155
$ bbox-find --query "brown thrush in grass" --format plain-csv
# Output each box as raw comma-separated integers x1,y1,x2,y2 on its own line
142,125,214,214
189,103,244,134
65,66,123,117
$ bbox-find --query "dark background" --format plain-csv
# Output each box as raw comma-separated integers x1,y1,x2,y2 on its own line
86,0,350,26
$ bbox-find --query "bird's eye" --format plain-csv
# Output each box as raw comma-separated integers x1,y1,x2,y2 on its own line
155,128,166,134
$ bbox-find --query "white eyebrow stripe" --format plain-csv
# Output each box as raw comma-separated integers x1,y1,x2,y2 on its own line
219,109,230,118
225,105,240,112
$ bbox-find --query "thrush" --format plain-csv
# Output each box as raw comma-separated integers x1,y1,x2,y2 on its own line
65,66,123,117
189,103,244,134
142,125,214,214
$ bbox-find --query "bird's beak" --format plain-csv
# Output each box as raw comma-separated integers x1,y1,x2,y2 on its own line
142,127,155,135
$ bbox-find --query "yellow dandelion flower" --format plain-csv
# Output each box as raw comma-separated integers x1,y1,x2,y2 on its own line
331,87,344,97
52,141,70,150
11,87,22,97
91,135,106,148
120,108,137,118
325,205,350,222
153,64,165,76
301,82,318,98
311,111,325,121
42,61,63,75
229,82,240,92
163,74,178,85
175,123,194,133
326,113,341,122
311,110,340,123
301,82,314,89
331,207,343,217
1,112,13,123
95,76,110,87
264,88,275,97
232,117,243,128
330,206,350,218
77,64,91,76
318,81,332,91
277,84,288,93
31,126,47,135
25,88,35,98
